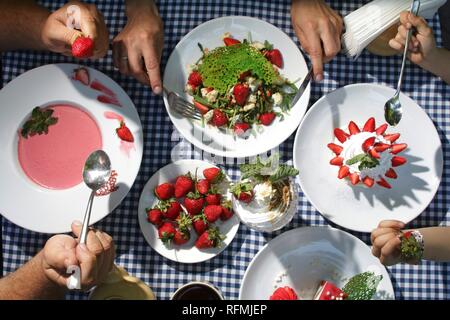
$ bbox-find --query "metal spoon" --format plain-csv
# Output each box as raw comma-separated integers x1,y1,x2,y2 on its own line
79,149,111,244
384,0,420,126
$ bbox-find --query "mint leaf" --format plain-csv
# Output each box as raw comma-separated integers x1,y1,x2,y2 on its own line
342,272,382,300
346,154,366,166
269,165,299,183
21,107,58,139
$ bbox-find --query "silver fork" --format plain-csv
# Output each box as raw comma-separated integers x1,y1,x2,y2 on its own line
164,87,202,120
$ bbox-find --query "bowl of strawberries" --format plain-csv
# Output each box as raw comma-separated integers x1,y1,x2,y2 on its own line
138,159,240,263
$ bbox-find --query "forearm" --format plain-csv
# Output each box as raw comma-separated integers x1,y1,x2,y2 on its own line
0,0,50,52
417,227,450,262
0,251,66,299
419,48,450,84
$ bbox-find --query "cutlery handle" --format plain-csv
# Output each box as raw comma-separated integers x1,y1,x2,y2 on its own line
80,191,95,245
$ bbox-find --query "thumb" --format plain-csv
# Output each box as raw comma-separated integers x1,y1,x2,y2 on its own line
50,22,83,47
71,220,83,238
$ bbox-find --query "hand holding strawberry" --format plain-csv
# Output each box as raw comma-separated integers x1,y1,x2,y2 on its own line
370,220,406,266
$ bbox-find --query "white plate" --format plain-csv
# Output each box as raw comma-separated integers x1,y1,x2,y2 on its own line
293,83,443,233
0,64,143,233
239,227,394,300
138,159,240,263
163,16,310,158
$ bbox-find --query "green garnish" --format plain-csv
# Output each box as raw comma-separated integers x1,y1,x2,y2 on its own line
21,107,58,139
346,154,380,171
400,232,423,261
342,272,382,300
240,153,298,183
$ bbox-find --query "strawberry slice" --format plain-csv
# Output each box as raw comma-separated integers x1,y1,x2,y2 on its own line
330,156,343,166
334,128,349,143
233,84,250,106
116,121,134,142
73,67,90,85
385,168,398,179
362,137,376,153
211,109,228,127
265,49,283,68
234,122,250,135
338,166,350,179
259,112,276,126
363,176,375,188
188,71,203,87
349,173,360,185
391,156,407,167
384,133,400,143
363,117,376,132
90,80,115,97
193,101,210,114
327,143,343,155
348,121,360,135
377,177,392,189
98,95,122,107
223,37,240,46
390,143,408,154
375,123,388,135
374,143,391,152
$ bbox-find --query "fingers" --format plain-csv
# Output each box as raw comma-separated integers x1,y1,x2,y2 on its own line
79,4,109,58
303,31,324,82
95,230,115,273
128,49,150,85
371,227,401,244
378,220,405,229
379,237,401,266
142,44,163,94
407,13,432,37
114,41,130,75
321,22,341,62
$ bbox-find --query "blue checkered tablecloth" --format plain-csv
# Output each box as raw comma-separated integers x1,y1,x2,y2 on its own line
1,0,449,300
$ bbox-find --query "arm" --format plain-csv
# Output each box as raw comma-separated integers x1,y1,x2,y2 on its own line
418,48,450,85
418,227,450,262
113,0,164,93
0,0,50,51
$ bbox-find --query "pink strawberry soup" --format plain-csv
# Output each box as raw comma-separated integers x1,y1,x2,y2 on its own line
18,104,102,190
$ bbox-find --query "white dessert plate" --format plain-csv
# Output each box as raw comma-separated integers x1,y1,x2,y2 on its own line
0,63,143,233
239,227,394,300
138,159,240,263
293,83,443,233
163,16,310,158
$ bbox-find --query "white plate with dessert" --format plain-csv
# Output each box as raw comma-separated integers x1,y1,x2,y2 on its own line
293,83,443,233
239,227,395,300
0,63,143,233
138,159,240,263
163,16,310,158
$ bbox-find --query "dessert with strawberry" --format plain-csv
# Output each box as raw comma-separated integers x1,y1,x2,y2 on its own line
185,33,298,136
329,117,408,189
232,154,299,232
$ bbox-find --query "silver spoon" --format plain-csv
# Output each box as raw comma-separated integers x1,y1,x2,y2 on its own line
79,149,111,244
384,0,420,126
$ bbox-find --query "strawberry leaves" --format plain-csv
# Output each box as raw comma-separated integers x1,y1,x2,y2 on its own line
21,107,58,139
346,154,380,171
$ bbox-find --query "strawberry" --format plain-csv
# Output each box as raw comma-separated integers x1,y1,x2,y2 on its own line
349,173,360,185
193,214,209,235
206,193,221,205
154,182,174,200
90,80,115,97
163,200,182,220
174,174,194,198
116,121,134,142
363,176,375,188
71,36,94,58
173,229,190,245
196,179,210,195
374,143,391,152
391,156,407,167
338,166,350,179
385,168,398,179
377,177,392,189
146,208,163,226
363,117,376,132
204,205,223,223
223,37,240,46
194,100,210,114
211,109,228,127
270,287,298,300
220,201,234,221
327,143,343,155
97,95,122,107
231,181,254,203
259,112,276,126
203,167,223,183
234,122,250,135
330,156,343,166
390,143,408,154
362,137,376,153
188,71,203,87
239,70,251,81
348,121,360,135
184,193,205,215
334,128,349,143
73,67,90,85
233,84,250,106
195,227,225,249
384,133,400,143
265,49,283,68
158,222,176,245
375,123,388,135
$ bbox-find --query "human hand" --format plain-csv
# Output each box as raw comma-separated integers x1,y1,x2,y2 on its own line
371,220,406,266
389,12,437,66
42,221,115,290
113,0,164,94
41,1,109,58
291,0,343,81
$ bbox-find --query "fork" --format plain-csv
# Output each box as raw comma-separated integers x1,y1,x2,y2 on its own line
164,87,202,120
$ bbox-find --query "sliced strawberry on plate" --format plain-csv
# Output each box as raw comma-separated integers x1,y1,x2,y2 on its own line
377,177,392,189
233,83,250,106
116,121,134,142
234,122,250,135
385,168,398,179
374,143,391,152
391,156,407,167
363,117,376,132
334,128,349,143
384,133,400,143
98,95,122,107
327,143,343,155
259,112,276,126
90,80,116,97
73,67,90,85
154,182,174,200
223,37,240,46
338,166,350,179
362,176,375,188
265,49,283,68
375,123,388,135
348,121,360,135
330,156,343,166
349,172,360,185
193,100,210,114
390,143,408,154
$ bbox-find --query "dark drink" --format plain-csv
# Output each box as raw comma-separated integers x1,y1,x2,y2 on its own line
172,282,223,300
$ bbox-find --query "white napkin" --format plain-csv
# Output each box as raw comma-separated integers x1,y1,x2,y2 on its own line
342,0,447,57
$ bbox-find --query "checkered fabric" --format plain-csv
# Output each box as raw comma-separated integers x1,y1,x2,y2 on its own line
1,0,449,300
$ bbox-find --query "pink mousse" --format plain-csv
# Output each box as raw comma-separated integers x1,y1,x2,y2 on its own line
18,105,102,190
